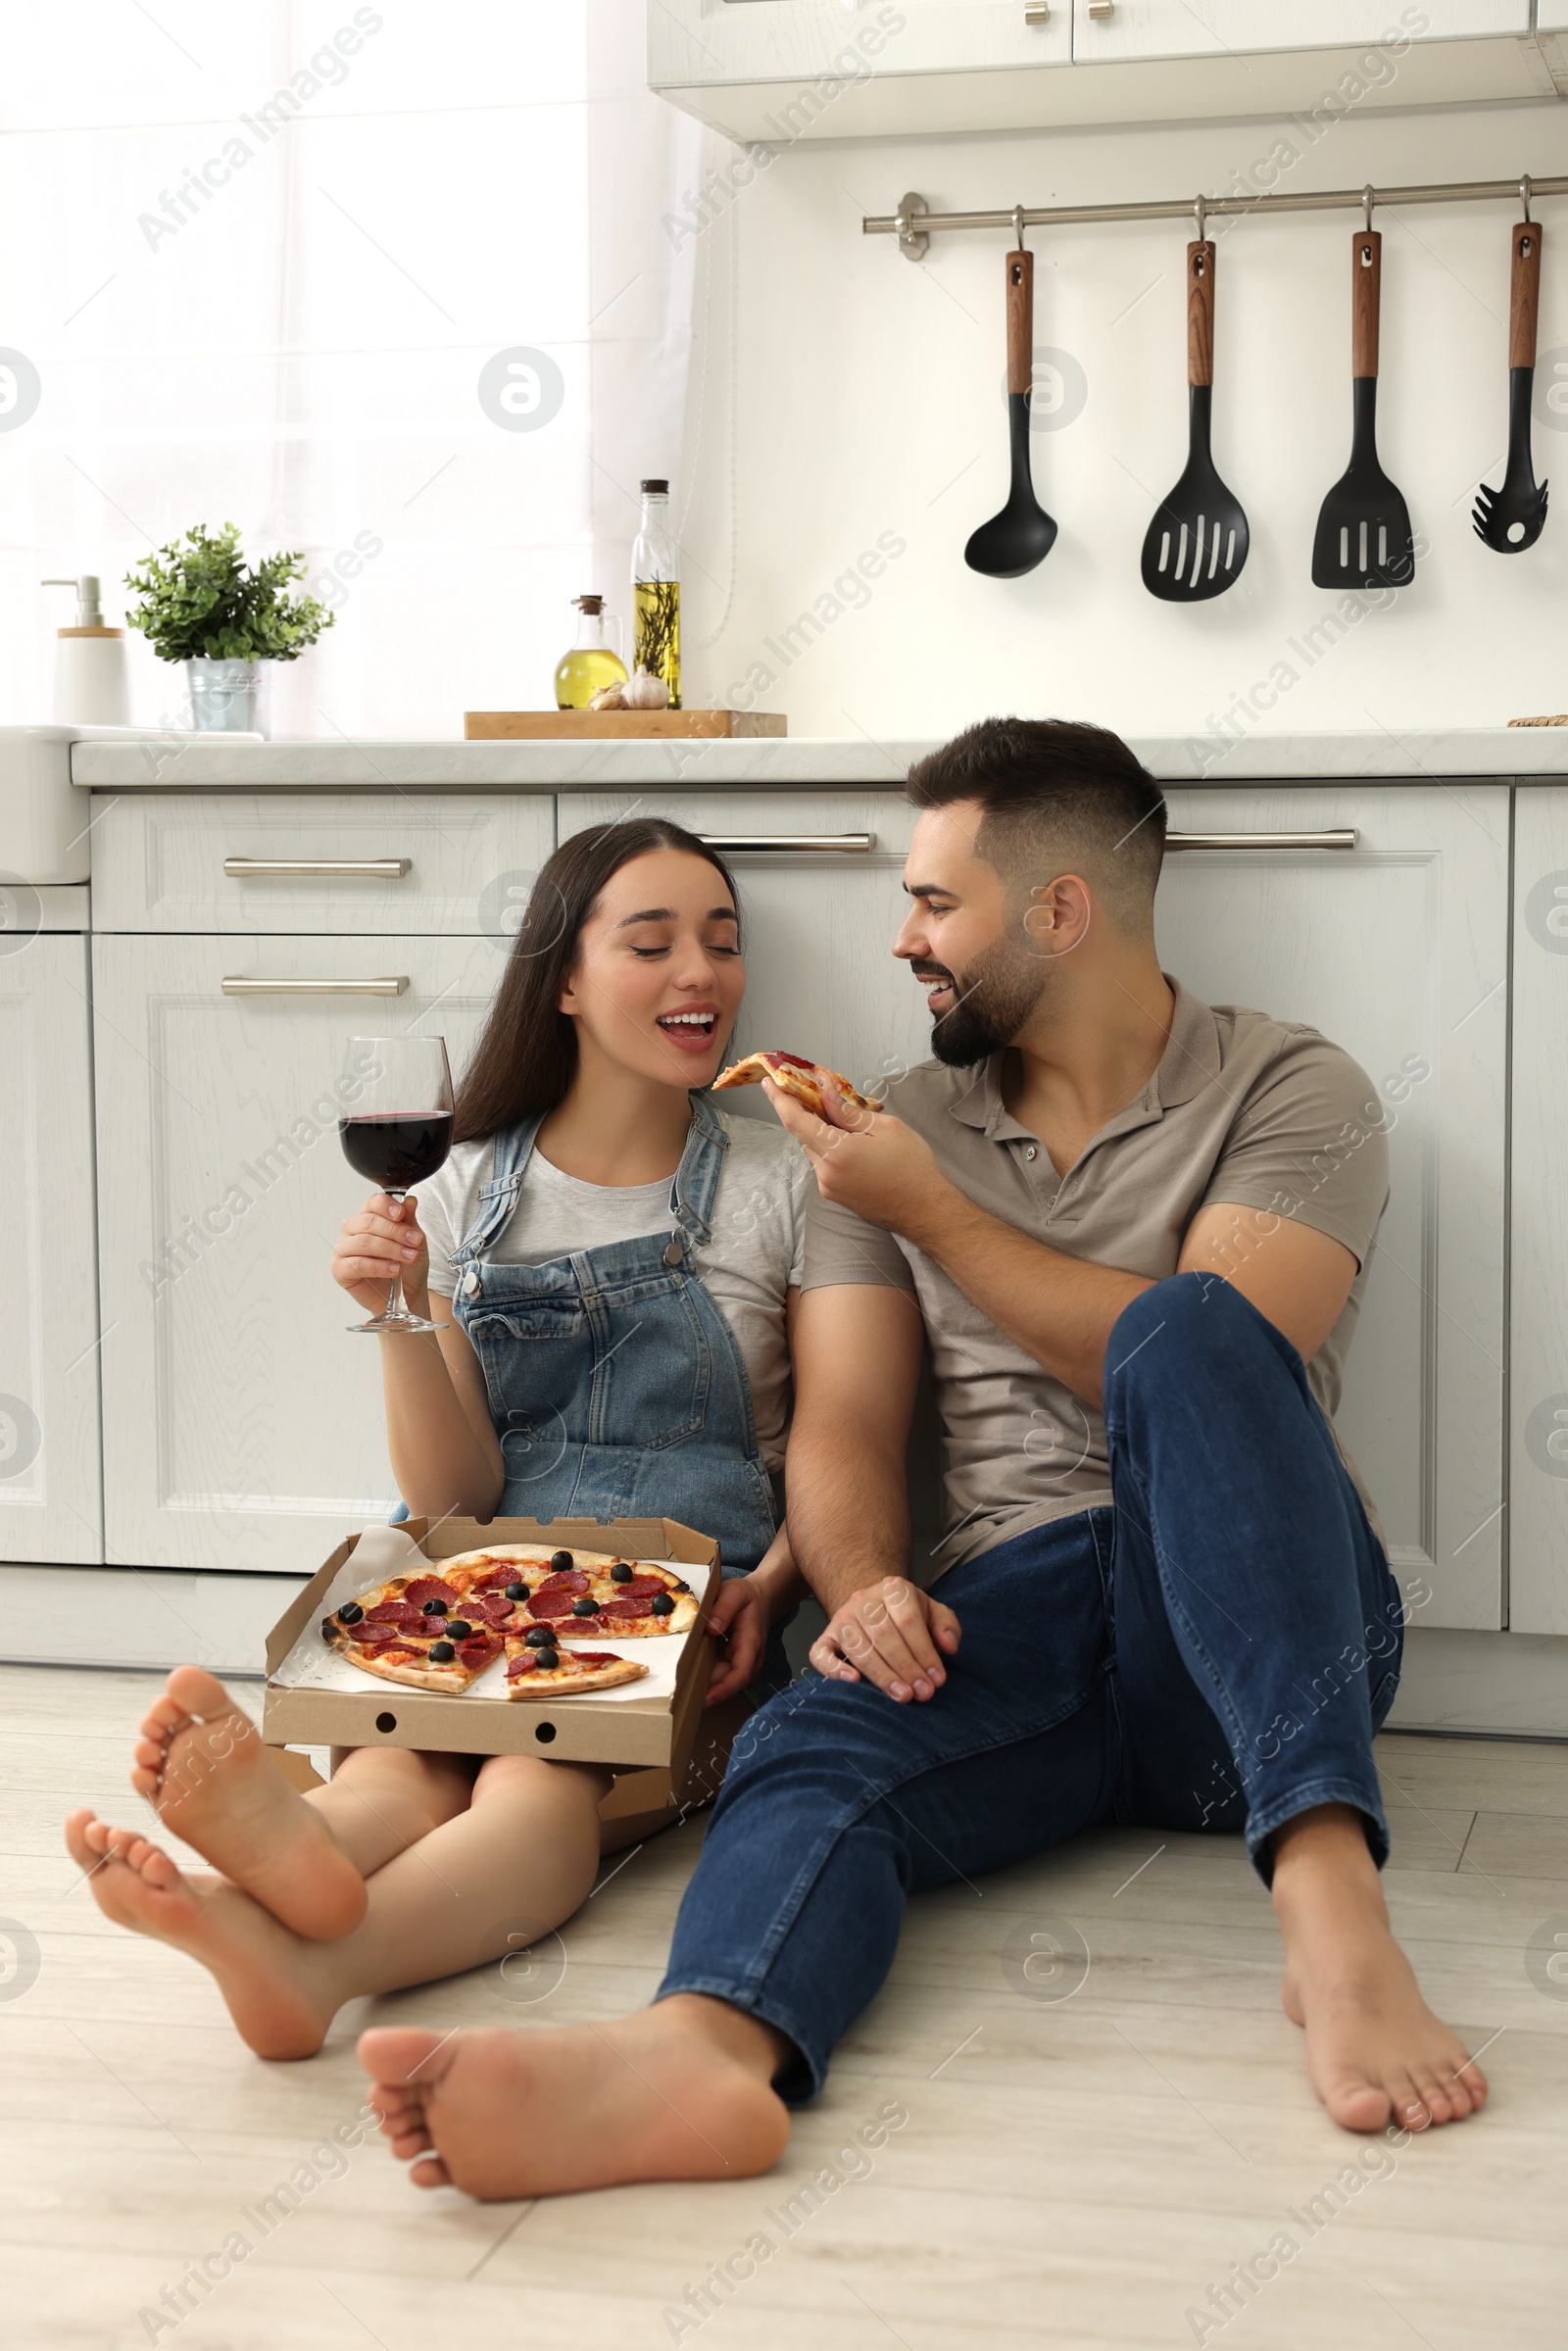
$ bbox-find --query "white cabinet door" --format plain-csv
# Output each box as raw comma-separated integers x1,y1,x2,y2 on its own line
1071,1,1528,63
1509,788,1568,1635
0,918,103,1564
91,792,553,936
1157,786,1507,1632
650,1,1069,89
94,934,506,1575
560,792,930,1095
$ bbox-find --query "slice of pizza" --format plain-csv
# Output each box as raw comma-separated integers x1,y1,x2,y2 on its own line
713,1050,883,1118
521,1560,700,1639
503,1630,650,1700
321,1569,506,1692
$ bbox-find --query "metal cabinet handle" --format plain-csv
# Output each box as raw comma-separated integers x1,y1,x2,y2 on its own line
222,857,412,879
1166,830,1357,852
1024,2,1050,22
698,833,876,854
220,976,410,996
1086,0,1114,19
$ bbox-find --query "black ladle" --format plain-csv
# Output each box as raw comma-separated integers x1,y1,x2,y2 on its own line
965,238,1057,578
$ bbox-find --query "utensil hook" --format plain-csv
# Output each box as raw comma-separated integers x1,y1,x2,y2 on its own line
1012,204,1027,250
1194,193,1206,242
1361,183,1375,233
1520,173,1533,224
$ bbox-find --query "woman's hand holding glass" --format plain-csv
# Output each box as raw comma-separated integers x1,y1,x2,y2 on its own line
331,1194,432,1322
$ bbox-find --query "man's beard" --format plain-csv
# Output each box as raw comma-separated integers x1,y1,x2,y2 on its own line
919,935,1050,1067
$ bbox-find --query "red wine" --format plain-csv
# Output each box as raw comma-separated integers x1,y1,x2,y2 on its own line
339,1111,453,1191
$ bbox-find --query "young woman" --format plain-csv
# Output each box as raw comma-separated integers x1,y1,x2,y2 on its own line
65,819,809,2059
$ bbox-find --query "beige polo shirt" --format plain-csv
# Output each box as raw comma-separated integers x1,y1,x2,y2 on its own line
803,977,1390,1572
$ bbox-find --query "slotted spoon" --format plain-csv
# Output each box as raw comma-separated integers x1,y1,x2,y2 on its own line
1140,236,1249,602
1474,217,1548,553
1311,227,1414,589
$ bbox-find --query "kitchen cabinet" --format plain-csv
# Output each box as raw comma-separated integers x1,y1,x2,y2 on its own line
1158,786,1507,1634
1509,787,1568,1635
649,0,1551,142
90,792,552,937
1070,1,1528,66
564,782,1507,1632
92,934,503,1576
0,888,103,1566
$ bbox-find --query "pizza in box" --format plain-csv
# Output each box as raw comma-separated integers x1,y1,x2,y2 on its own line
320,1543,700,1700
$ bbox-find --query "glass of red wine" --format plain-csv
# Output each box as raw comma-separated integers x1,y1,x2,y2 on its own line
338,1035,455,1335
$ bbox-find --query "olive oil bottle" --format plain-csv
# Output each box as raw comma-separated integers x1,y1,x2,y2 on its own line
554,595,627,710
632,479,680,708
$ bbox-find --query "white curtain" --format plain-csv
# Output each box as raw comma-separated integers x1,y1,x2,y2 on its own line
0,0,704,737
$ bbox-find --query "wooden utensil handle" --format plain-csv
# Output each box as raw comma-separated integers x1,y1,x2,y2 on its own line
1352,228,1381,379
1187,241,1214,387
1006,248,1034,396
1511,220,1542,370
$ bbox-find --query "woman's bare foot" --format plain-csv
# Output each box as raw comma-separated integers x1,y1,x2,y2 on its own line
1271,1803,1488,2134
358,1994,792,2200
131,1665,366,1939
65,1806,334,2060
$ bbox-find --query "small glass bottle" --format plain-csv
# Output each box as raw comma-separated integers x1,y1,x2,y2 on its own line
554,595,627,710
632,478,681,709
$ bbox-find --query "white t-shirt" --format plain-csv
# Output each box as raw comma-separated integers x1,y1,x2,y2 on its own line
417,1107,809,1471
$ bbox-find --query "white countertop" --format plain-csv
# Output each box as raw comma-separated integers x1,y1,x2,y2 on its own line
65,726,1568,790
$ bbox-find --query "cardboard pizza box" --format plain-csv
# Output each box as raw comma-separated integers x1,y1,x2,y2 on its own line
262,1515,720,1773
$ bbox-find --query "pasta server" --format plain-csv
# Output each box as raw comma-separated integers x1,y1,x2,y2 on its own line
1473,214,1548,553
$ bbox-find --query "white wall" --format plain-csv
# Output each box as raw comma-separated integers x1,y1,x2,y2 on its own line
674,93,1568,746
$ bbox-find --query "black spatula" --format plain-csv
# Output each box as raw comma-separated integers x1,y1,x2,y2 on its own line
1311,227,1414,589
1140,237,1249,602
965,245,1057,579
1473,218,1548,553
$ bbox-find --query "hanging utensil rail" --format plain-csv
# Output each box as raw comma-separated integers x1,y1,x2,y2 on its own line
867,173,1558,258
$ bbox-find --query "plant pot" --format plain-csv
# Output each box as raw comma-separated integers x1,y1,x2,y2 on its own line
185,657,271,738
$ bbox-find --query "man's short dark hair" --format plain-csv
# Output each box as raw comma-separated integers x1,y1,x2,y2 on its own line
906,717,1166,934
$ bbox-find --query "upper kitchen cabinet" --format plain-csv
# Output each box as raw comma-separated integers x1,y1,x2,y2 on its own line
649,0,1551,143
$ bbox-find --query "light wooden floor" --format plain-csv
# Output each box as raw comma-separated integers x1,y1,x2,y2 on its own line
4,1663,1567,2351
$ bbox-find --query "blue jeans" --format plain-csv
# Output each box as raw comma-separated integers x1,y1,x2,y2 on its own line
657,1272,1404,2101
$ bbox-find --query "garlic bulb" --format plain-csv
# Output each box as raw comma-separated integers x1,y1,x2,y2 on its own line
588,680,627,710
622,666,670,710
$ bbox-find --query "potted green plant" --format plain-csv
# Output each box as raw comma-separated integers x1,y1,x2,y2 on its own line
123,522,336,736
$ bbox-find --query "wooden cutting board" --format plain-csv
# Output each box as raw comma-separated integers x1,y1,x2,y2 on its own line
465,710,787,740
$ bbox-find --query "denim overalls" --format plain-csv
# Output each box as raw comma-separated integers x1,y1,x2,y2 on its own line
449,1093,778,1580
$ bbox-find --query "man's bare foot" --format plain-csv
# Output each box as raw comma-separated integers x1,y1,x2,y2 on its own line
358,1994,792,2200
1272,1802,1489,2134
64,1806,333,2060
131,1665,366,1939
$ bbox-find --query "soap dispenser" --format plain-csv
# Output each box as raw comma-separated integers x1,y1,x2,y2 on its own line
41,575,129,726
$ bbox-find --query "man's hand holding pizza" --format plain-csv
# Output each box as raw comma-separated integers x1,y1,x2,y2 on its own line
760,1077,950,1240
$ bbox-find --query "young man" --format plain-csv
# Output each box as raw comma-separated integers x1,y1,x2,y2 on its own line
349,717,1485,2195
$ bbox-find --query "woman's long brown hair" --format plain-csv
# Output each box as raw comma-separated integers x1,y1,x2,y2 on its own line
452,818,740,1145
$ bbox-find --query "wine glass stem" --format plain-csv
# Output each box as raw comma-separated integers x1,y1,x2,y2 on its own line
385,1190,408,1321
